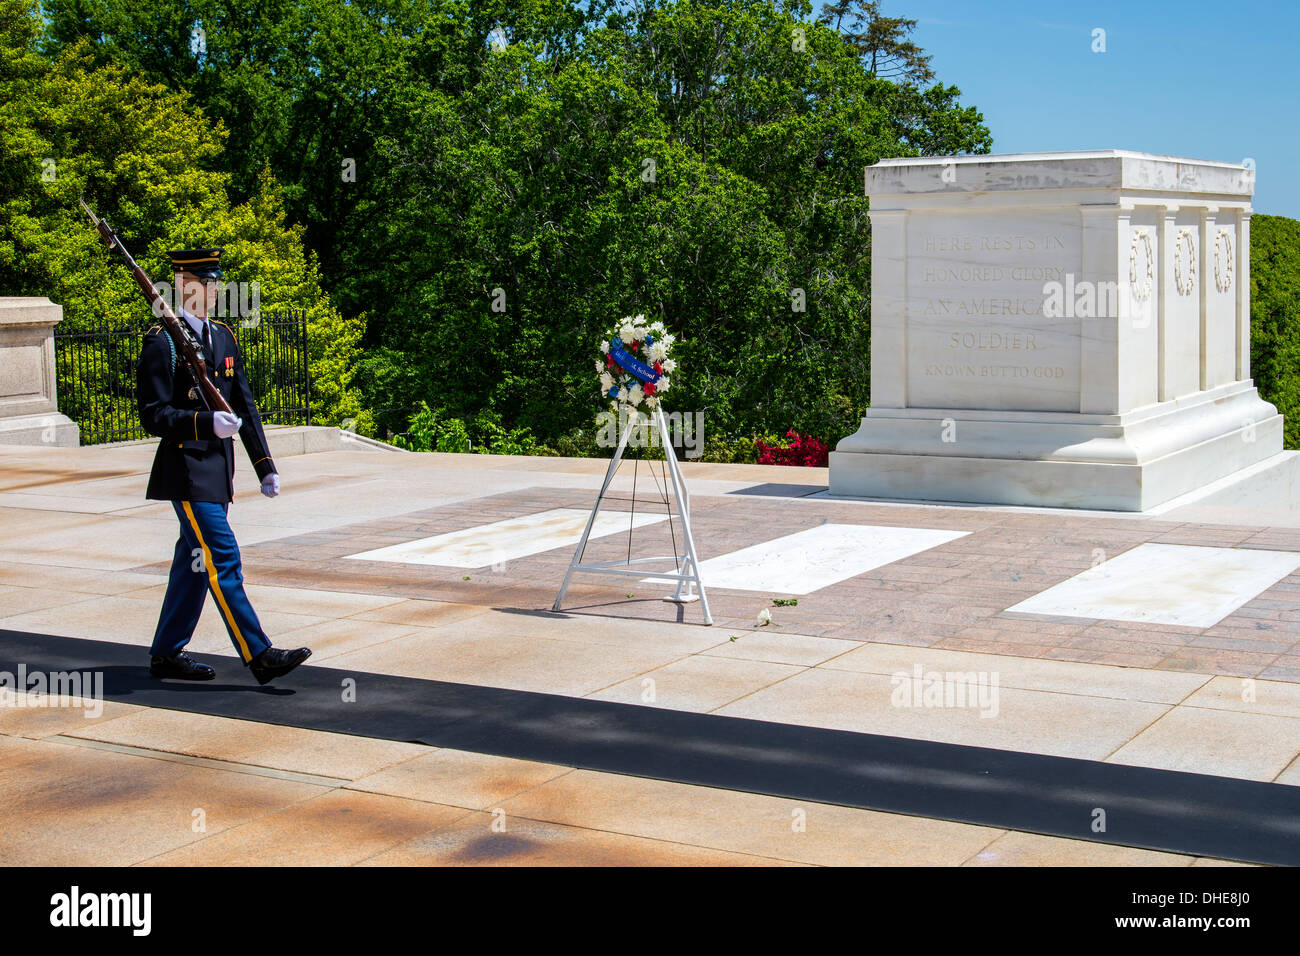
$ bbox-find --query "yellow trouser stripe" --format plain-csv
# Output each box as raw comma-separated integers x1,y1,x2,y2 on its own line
182,501,252,662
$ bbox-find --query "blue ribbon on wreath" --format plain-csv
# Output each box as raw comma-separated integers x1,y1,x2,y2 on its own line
609,342,660,385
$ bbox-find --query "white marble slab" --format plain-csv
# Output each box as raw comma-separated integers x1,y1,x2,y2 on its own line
657,524,969,595
345,508,667,569
1006,543,1300,627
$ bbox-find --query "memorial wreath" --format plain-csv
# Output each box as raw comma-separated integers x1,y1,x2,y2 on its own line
595,314,675,411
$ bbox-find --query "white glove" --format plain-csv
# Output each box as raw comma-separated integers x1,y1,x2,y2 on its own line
213,411,243,438
260,473,280,498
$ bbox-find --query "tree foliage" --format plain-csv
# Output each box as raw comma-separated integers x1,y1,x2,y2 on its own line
818,0,934,83
1250,214,1300,449
24,0,993,447
13,0,1300,463
0,0,368,431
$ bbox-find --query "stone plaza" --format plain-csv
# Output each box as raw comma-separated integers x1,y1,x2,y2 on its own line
0,424,1297,865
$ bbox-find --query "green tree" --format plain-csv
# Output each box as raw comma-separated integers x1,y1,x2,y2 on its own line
40,0,613,329
0,0,369,432
818,0,934,83
34,0,992,448
1250,214,1300,449
366,0,990,443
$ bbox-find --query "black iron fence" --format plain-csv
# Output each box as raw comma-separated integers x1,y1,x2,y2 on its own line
55,311,312,445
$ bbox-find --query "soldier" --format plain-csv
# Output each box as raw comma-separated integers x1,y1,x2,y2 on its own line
137,247,311,684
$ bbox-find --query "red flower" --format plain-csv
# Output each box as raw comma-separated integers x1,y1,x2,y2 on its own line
643,382,657,395
630,341,639,352
653,362,663,375
756,430,829,467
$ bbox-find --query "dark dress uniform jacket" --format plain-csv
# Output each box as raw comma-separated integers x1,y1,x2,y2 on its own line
136,319,277,503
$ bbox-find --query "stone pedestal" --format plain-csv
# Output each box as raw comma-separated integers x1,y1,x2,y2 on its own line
0,297,80,447
830,150,1276,511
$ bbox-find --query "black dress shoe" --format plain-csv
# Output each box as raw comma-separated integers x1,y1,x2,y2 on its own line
248,646,312,685
150,652,216,681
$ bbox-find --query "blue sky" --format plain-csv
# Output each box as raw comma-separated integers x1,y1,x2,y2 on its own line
889,0,1299,217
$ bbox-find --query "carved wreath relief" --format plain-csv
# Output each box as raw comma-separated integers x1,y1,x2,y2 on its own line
1128,229,1154,303
1214,228,1234,293
1174,228,1197,296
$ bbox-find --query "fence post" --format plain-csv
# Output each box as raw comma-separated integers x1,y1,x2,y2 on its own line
0,297,80,447
301,309,312,427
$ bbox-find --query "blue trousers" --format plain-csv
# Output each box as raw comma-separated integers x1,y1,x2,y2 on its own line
149,500,272,664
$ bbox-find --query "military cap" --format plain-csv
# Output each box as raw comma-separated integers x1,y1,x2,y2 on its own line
168,248,224,280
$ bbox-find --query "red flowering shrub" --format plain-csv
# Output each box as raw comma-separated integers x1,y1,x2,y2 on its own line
756,429,829,467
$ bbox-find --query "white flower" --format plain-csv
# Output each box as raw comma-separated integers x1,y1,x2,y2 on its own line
600,340,609,354
656,377,670,392
599,373,613,391
628,385,644,406
755,608,772,627
650,320,665,332
645,395,659,408
619,325,635,344
661,358,676,373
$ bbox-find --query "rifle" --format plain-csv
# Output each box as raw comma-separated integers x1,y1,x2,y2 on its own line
78,198,234,416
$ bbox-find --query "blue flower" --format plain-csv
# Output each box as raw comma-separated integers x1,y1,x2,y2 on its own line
608,386,620,398
645,335,654,346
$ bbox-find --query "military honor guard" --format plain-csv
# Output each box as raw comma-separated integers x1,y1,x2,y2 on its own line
137,247,311,684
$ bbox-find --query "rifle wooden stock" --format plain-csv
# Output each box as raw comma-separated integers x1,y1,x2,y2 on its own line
78,199,234,417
